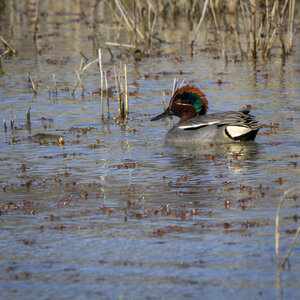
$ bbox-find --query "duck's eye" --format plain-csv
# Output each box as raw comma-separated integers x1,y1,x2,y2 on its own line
174,97,183,104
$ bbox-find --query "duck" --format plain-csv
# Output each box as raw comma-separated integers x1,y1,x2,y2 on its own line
151,85,261,145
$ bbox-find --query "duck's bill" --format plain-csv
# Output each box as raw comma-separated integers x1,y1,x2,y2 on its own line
151,107,173,121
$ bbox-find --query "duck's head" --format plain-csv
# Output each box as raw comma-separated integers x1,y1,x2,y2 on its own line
151,85,208,123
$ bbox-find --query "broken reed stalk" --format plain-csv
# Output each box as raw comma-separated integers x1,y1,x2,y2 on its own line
105,42,136,49
0,35,17,56
104,70,109,117
79,57,85,70
98,48,104,120
72,58,98,96
27,107,31,127
33,0,39,41
28,73,37,94
275,187,299,269
124,64,128,117
80,52,89,64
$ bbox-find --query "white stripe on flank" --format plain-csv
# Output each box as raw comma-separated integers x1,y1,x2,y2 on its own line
226,126,251,138
178,121,219,129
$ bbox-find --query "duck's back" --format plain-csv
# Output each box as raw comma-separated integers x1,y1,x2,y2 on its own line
164,110,260,145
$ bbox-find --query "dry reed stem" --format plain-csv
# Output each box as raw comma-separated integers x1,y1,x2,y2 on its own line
113,0,146,43
240,0,251,54
98,48,104,119
209,0,228,63
105,42,136,49
190,0,209,51
0,57,3,74
94,32,114,61
52,74,57,95
250,2,257,59
114,66,123,118
133,0,137,47
104,70,109,117
33,0,39,41
119,69,125,118
124,64,128,117
80,52,89,63
179,80,185,89
146,2,157,49
27,107,31,127
264,0,290,58
28,73,37,94
3,119,7,132
162,92,166,111
281,224,300,268
10,111,15,130
72,58,99,96
75,71,84,95
172,78,177,95
275,187,299,269
287,0,295,53
0,35,17,56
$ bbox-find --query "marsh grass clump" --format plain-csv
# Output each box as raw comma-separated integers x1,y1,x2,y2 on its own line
106,0,298,60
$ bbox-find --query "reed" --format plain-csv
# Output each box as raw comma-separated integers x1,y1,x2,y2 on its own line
209,0,228,63
119,68,125,118
190,0,209,54
72,57,99,96
0,35,17,56
75,70,85,96
98,48,104,120
162,92,166,111
10,111,15,130
104,70,110,117
105,0,297,61
53,73,57,95
27,107,31,127
112,0,147,44
28,73,37,94
124,64,128,117
33,0,39,42
3,119,7,132
114,66,121,117
275,187,300,269
0,57,3,74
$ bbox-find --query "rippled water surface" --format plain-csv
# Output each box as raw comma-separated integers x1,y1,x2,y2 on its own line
0,2,300,299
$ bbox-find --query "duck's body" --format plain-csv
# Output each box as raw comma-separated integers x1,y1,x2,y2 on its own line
151,85,261,145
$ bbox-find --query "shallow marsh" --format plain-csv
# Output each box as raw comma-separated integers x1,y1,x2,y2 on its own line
0,1,300,299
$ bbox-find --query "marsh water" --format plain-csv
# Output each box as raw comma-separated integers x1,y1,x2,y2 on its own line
0,2,300,299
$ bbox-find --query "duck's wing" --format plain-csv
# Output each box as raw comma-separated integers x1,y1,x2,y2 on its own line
176,110,261,132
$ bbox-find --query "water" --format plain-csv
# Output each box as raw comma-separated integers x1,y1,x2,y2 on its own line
0,2,300,299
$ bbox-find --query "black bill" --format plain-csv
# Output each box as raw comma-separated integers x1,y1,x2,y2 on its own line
151,107,173,121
